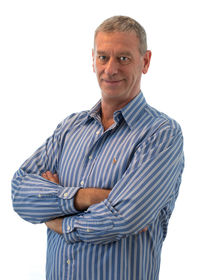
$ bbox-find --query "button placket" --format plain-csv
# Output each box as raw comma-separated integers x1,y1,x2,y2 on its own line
80,180,84,186
79,126,103,190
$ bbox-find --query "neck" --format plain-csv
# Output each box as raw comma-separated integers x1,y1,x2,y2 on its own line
100,97,133,130
101,91,141,130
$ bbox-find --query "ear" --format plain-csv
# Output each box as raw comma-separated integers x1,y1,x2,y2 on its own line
92,48,96,73
142,50,152,74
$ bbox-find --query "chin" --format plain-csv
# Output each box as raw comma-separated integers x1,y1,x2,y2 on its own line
102,92,123,99
102,93,129,104
101,88,123,97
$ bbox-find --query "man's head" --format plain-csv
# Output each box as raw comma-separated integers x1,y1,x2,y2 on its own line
94,15,147,56
93,16,151,105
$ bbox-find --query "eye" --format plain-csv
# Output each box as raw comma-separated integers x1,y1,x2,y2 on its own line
99,55,106,60
98,55,107,64
119,56,130,64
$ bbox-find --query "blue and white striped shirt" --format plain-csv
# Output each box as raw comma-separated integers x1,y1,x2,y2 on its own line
12,92,184,280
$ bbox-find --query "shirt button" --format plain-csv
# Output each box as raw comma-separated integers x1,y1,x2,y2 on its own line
67,226,71,231
67,259,70,264
87,228,90,232
80,180,84,185
38,194,41,198
89,155,92,160
96,130,100,135
64,192,68,197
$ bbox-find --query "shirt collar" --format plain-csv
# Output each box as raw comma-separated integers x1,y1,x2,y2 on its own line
87,91,147,130
115,91,147,129
88,100,102,120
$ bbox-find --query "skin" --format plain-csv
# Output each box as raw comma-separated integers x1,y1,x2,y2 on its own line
43,31,150,234
93,31,151,130
42,172,111,234
42,172,147,235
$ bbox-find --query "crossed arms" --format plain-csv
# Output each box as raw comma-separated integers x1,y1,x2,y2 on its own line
11,115,184,244
42,170,112,234
42,171,148,234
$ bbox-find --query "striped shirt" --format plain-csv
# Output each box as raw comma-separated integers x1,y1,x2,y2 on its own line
12,92,184,280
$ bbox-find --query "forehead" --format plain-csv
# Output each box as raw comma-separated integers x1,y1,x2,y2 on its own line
94,31,140,54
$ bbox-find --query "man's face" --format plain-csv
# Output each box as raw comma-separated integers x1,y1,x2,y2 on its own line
93,31,151,104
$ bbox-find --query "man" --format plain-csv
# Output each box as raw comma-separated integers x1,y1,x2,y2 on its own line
12,16,184,280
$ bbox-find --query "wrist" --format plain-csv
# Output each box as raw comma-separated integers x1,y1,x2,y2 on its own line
74,188,111,211
74,189,90,211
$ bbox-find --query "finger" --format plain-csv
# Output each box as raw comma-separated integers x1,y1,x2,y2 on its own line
53,174,59,184
45,218,63,234
46,171,58,183
139,227,148,233
42,172,47,179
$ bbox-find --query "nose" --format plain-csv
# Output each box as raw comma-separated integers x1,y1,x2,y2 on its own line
104,57,118,76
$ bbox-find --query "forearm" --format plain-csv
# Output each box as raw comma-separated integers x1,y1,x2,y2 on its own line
12,168,110,224
44,185,111,233
12,170,80,224
74,188,111,211
62,128,184,245
11,113,87,224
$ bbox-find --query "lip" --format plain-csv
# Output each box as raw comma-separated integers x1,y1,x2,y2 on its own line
102,79,124,84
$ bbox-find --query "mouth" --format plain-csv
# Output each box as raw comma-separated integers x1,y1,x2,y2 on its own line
102,79,124,85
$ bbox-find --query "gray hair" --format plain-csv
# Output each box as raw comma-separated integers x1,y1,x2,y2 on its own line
94,15,147,55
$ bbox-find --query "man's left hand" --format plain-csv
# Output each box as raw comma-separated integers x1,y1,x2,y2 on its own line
45,217,63,234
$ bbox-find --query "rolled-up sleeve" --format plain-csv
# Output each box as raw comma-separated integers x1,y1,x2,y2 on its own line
11,115,81,224
62,124,184,244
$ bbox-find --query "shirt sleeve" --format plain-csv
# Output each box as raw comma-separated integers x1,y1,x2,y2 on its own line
11,115,81,224
62,122,184,244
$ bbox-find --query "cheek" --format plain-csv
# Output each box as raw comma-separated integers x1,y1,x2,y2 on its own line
129,65,142,81
95,65,104,78
126,69,137,83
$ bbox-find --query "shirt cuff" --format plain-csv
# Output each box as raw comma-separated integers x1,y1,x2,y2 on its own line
58,187,80,215
62,215,80,243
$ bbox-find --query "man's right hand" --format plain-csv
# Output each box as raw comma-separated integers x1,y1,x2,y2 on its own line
42,171,59,184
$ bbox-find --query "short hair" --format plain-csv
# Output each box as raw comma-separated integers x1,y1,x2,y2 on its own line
94,15,147,55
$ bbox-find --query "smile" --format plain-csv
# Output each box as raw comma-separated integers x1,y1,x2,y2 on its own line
103,79,124,85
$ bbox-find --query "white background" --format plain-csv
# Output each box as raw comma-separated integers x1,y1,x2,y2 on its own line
1,0,199,279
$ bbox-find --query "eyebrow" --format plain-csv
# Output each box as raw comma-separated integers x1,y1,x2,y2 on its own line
117,51,132,57
96,50,132,57
96,51,107,55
